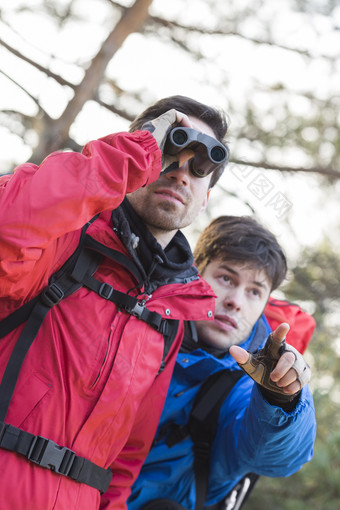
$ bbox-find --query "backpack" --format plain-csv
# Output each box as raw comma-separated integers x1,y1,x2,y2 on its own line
264,297,316,354
0,217,179,494
144,300,316,510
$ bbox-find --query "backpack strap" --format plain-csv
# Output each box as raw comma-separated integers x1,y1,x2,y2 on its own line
189,370,245,510
0,217,179,492
190,317,270,509
0,219,113,493
0,222,99,423
83,235,145,287
0,421,112,494
154,368,244,510
153,318,271,510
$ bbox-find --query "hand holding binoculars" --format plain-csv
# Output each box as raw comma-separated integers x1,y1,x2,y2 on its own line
164,127,229,178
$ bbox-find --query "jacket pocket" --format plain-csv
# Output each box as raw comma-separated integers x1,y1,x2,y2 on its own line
6,371,52,428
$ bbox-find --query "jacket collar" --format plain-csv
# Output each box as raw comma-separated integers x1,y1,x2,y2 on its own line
111,198,198,294
176,315,271,380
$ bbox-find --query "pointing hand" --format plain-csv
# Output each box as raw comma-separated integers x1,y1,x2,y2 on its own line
229,323,311,398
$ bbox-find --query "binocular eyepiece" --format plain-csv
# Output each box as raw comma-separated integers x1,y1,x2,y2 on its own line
164,127,228,178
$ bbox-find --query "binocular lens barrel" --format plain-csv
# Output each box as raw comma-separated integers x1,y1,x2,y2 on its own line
210,146,226,163
172,129,188,146
164,127,228,178
168,128,226,163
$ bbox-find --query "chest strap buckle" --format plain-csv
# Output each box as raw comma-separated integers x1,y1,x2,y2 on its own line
128,301,146,318
28,435,76,476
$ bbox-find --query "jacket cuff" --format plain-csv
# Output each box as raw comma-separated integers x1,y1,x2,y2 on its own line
258,384,301,412
133,129,162,157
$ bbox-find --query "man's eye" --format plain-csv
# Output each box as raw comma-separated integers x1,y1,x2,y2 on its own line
221,275,231,283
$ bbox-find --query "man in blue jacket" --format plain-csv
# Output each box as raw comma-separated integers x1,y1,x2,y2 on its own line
127,215,316,510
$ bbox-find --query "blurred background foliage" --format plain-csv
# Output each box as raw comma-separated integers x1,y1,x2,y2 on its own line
1,1,340,507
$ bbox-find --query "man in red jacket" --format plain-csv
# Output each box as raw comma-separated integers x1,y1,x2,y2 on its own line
0,96,228,510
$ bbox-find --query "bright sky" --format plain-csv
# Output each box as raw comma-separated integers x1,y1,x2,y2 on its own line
1,0,339,262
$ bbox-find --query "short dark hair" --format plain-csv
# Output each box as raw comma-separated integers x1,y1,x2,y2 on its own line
129,95,229,188
194,215,287,291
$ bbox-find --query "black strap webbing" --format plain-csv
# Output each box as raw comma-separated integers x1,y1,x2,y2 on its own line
190,370,244,510
0,267,92,424
0,292,63,422
82,274,167,333
191,319,269,510
0,216,179,493
0,296,40,339
148,320,269,510
0,421,112,494
83,235,144,287
0,228,100,423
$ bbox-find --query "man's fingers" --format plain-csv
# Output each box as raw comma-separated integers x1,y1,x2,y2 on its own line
280,379,301,394
271,322,290,344
229,345,249,365
273,367,300,389
270,341,311,391
270,351,296,382
175,112,192,128
232,324,311,398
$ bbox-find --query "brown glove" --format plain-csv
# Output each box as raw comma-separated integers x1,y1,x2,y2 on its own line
141,109,179,173
238,333,311,405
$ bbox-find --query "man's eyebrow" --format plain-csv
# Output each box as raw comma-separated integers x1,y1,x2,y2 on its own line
219,263,239,276
220,263,270,290
253,279,269,289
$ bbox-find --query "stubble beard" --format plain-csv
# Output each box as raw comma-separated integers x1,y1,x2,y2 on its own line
127,183,194,234
142,201,186,232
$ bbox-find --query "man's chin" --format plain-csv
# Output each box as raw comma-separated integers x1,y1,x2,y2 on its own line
211,330,246,350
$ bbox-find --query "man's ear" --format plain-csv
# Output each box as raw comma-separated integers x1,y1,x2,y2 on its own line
200,190,210,213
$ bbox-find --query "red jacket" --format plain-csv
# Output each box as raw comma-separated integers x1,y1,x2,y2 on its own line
0,131,215,510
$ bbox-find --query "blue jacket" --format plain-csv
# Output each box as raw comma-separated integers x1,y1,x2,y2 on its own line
128,315,316,510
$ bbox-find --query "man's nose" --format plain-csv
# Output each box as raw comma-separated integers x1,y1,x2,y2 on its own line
223,288,243,311
165,149,195,185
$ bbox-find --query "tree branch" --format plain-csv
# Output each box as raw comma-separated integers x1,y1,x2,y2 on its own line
0,38,76,88
30,0,153,163
230,158,340,180
0,70,50,118
146,15,337,62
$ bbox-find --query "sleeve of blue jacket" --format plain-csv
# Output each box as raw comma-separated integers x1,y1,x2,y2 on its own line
211,376,316,489
127,316,317,510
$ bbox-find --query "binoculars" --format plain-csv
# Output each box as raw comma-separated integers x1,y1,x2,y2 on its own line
164,127,228,178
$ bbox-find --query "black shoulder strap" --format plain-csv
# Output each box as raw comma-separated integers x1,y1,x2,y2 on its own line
149,319,269,510
0,216,99,340
0,215,179,492
0,221,98,422
155,367,245,509
190,318,269,510
189,369,244,510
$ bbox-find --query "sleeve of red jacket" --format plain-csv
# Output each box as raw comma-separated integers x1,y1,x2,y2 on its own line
99,326,182,510
0,130,161,298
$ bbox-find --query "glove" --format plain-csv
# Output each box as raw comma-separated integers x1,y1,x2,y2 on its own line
237,333,311,405
141,109,179,173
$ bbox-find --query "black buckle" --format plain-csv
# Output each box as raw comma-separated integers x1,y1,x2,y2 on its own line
41,283,64,307
99,282,113,300
27,436,76,476
193,441,210,460
127,301,145,319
